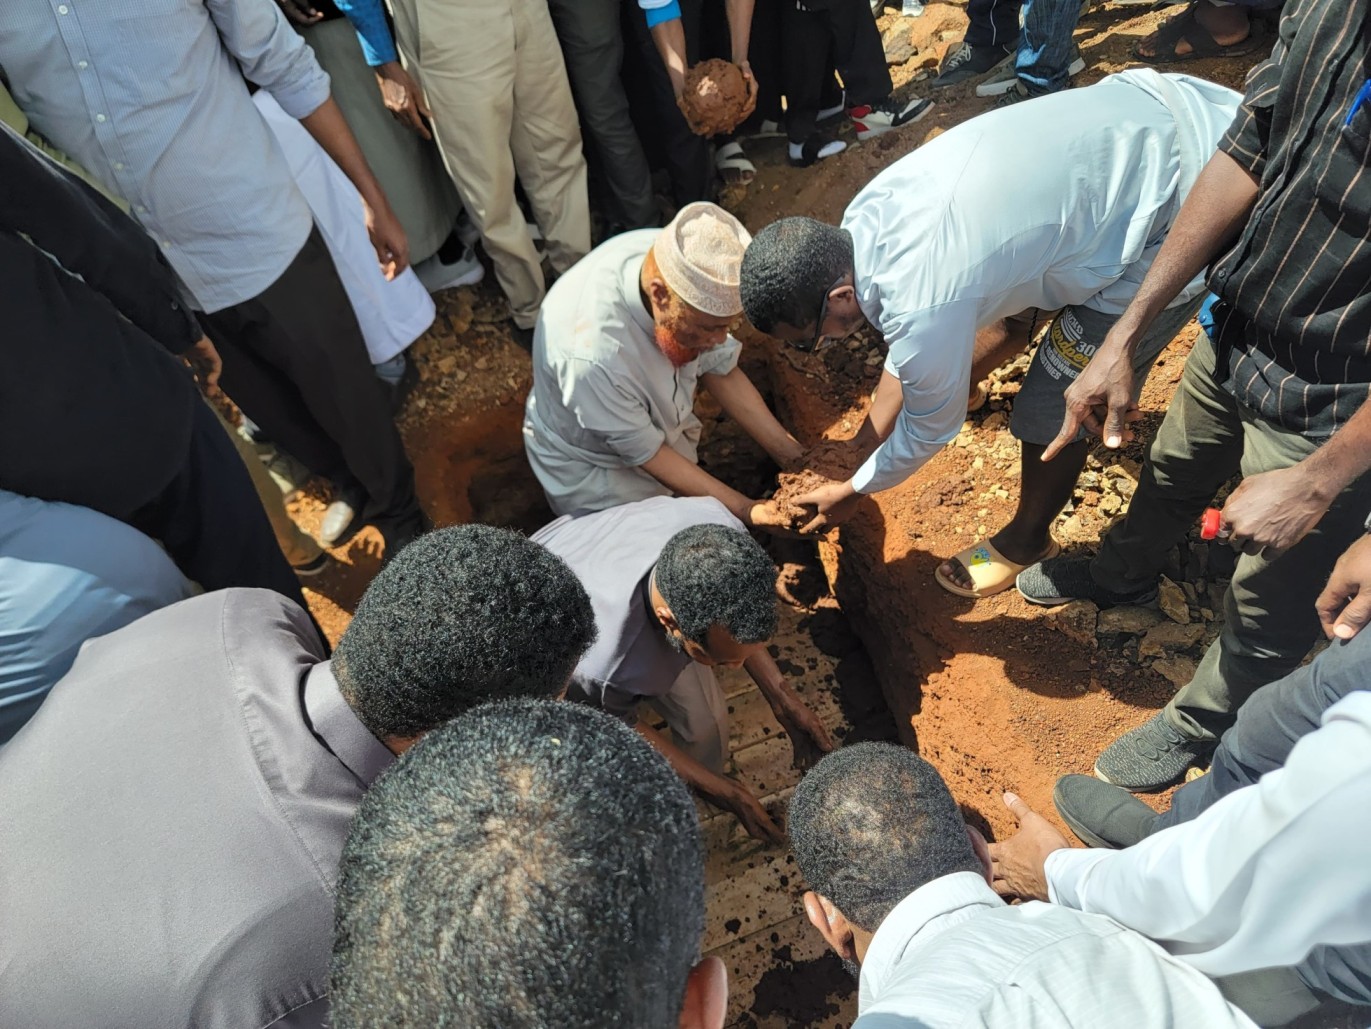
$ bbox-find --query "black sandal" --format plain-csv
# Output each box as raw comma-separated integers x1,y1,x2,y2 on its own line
1133,1,1267,64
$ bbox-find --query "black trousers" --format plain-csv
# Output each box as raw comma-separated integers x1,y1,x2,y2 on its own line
548,0,659,229
784,0,891,143
624,0,716,206
963,0,1023,48
126,397,310,613
201,226,422,539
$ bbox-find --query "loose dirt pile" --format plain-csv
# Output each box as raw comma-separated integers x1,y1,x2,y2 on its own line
772,438,864,524
678,59,756,136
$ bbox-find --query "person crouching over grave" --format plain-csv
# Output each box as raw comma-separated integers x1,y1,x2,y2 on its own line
739,69,1239,599
524,201,803,530
788,743,1257,1027
330,699,728,1029
532,494,834,842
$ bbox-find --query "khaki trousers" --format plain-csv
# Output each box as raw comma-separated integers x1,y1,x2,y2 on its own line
389,0,591,329
646,663,730,775
1090,331,1371,742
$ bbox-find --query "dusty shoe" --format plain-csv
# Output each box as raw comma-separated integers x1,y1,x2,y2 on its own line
848,96,935,140
1016,555,1157,608
1094,713,1213,792
414,244,484,293
1053,774,1158,848
320,486,367,547
932,41,1012,89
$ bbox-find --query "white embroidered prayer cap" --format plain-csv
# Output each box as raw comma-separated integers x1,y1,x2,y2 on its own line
653,202,754,317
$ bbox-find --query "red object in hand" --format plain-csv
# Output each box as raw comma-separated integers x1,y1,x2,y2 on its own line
1201,507,1223,540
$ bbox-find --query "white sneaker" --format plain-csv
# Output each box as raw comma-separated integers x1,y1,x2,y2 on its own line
975,54,1084,97
848,96,935,140
414,245,485,294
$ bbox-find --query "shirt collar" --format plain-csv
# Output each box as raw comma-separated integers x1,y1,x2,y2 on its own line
303,661,396,787
860,871,1003,1008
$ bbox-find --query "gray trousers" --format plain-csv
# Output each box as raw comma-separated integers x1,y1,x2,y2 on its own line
546,0,657,229
1089,331,1371,741
1156,627,1371,1021
646,662,730,775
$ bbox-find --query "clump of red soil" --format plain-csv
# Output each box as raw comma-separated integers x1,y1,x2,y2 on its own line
678,59,756,136
773,438,862,524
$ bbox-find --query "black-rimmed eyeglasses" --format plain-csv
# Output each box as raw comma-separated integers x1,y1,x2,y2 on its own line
790,275,849,353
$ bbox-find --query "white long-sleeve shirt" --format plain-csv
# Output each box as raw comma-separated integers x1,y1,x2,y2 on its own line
845,70,1239,494
856,871,1255,1027
1046,691,1371,984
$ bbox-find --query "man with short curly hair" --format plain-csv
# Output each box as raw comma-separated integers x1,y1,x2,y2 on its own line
532,494,834,842
739,70,1239,604
788,743,1256,1026
0,525,596,1029
330,699,728,1029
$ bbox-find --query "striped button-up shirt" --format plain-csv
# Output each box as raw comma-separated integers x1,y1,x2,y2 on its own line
1,0,332,313
1208,0,1371,437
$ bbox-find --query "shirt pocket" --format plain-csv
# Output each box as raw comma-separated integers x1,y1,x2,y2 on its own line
1319,101,1371,228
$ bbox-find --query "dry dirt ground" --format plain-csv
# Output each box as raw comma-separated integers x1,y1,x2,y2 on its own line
283,4,1355,1025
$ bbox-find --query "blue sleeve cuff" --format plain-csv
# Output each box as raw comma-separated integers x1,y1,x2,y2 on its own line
332,0,399,66
644,1,682,29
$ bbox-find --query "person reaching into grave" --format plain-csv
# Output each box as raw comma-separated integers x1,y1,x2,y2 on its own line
738,69,1239,600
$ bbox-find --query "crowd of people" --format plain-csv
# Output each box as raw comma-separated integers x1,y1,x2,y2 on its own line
1,0,1368,1025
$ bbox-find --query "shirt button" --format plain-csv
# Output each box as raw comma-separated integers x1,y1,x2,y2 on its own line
57,4,69,12
113,161,124,170
95,113,106,123
136,204,148,213
77,60,89,69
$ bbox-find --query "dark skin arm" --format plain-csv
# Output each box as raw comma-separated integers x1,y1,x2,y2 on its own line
638,443,797,535
1316,534,1371,641
743,650,834,770
987,792,1073,902
1045,150,1261,458
299,97,409,277
635,720,784,843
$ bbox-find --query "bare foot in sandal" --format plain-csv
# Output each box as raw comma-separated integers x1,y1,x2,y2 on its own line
937,527,1059,597
1136,0,1250,61
715,141,756,186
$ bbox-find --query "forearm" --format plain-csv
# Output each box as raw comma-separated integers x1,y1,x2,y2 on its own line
1302,401,1371,501
299,97,393,214
639,442,756,523
853,370,904,451
649,19,689,97
1112,150,1260,352
636,720,734,802
745,651,802,713
703,368,803,466
724,0,754,63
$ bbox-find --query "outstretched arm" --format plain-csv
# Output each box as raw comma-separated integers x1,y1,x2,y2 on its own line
702,367,804,467
636,720,783,843
1045,150,1260,457
744,650,834,770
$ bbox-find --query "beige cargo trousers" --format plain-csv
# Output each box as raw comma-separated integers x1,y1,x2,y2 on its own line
388,0,592,329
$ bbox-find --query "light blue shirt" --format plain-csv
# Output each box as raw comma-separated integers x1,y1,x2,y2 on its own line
1,0,332,312
0,491,194,745
857,871,1256,1027
843,70,1239,495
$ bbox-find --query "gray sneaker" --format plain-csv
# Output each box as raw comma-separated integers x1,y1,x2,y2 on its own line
1016,555,1157,608
931,41,1013,89
1053,774,1159,848
1094,713,1213,792
975,53,1085,97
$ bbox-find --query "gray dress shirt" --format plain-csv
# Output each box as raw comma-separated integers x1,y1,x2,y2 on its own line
530,495,742,719
0,589,395,1029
